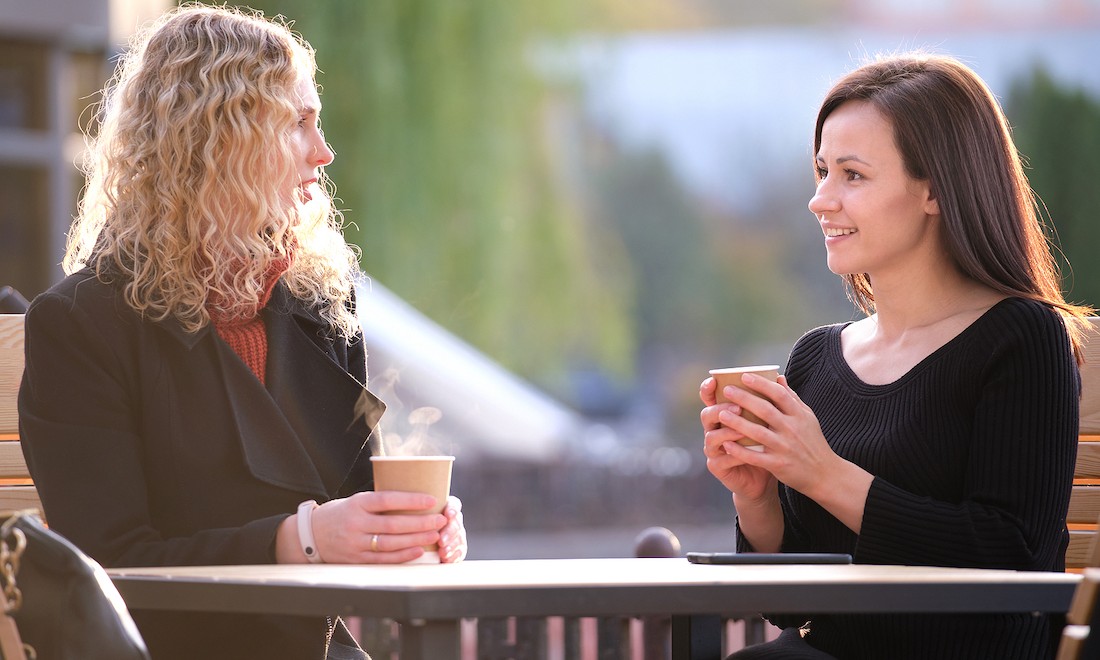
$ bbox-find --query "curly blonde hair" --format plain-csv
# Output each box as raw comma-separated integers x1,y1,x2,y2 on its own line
67,3,361,337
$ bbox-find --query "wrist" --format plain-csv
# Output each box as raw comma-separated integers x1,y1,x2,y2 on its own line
296,500,324,564
734,486,780,512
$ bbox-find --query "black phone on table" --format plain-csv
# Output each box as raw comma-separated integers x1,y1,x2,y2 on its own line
686,552,852,565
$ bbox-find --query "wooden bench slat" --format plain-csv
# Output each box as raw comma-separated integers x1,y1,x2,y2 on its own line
0,441,28,480
0,486,41,513
0,314,23,437
1069,486,1100,525
1068,530,1099,570
1077,443,1100,480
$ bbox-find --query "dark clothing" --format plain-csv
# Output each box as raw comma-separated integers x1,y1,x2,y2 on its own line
727,627,837,660
18,269,385,660
736,297,1078,659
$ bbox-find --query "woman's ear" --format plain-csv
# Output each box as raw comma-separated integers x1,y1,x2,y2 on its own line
923,184,940,217
925,196,940,217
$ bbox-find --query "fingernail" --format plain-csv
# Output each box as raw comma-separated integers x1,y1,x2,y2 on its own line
718,409,739,423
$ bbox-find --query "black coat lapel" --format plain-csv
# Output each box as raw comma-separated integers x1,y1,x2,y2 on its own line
157,283,385,499
216,345,328,498
263,287,385,498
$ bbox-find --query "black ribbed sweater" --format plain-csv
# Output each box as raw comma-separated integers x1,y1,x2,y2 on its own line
736,298,1079,659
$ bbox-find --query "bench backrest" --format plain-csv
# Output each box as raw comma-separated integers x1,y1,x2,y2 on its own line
0,314,41,513
1066,317,1100,570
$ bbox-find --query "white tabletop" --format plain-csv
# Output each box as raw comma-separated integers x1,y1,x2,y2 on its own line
109,557,1080,620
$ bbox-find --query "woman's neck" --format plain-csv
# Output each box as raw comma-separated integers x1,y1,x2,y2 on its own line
864,256,1003,339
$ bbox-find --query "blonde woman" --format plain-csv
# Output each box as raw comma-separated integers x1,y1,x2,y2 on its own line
19,5,466,659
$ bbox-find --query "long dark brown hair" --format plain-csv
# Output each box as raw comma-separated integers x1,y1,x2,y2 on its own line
813,53,1093,361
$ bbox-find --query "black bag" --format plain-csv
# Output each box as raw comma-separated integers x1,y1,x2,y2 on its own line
0,510,150,660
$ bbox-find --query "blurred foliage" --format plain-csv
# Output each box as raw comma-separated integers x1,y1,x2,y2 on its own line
1008,67,1100,309
581,0,841,31
569,130,824,440
248,0,635,387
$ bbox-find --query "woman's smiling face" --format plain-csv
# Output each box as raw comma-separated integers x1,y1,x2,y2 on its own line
808,99,940,280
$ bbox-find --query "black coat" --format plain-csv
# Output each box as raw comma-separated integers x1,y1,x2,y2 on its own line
19,269,385,659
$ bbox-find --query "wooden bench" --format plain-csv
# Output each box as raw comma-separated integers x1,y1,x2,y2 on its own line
0,314,40,514
1059,566,1100,659
1065,317,1100,570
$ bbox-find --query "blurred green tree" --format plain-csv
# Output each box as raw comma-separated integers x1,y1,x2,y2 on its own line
249,0,634,386
1008,67,1100,309
572,133,816,438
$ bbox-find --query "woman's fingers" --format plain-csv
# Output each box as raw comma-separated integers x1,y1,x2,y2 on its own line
439,496,468,563
699,377,719,406
312,494,452,564
351,489,437,514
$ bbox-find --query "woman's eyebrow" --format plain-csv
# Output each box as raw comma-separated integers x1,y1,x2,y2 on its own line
816,154,871,166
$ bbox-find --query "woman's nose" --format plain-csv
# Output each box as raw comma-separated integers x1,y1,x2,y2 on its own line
808,180,838,215
315,141,335,167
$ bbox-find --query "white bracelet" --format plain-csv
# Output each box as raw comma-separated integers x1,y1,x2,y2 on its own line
296,500,323,564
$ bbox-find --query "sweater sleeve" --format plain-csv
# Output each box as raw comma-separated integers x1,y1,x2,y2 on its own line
854,304,1077,570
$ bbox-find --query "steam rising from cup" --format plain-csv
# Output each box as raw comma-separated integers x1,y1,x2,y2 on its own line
363,367,452,457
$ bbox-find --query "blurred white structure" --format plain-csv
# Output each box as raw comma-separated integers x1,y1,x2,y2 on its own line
356,279,582,464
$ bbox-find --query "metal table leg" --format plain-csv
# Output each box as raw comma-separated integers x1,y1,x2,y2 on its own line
401,618,462,660
671,615,722,660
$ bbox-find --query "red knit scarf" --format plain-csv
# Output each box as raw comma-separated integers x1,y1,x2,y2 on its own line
208,255,293,385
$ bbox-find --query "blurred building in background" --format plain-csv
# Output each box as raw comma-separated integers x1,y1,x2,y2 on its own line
0,0,170,299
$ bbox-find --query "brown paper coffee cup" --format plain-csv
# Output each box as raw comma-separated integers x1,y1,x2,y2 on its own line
370,455,454,563
709,365,780,450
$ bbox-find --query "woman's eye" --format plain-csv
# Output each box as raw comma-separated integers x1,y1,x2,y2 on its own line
815,166,828,179
846,169,863,181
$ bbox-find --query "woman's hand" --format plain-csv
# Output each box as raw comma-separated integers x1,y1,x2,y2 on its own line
439,496,468,563
707,373,872,533
700,377,776,501
277,491,466,564
710,373,837,495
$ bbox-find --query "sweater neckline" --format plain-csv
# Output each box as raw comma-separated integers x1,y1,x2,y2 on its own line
825,297,1020,394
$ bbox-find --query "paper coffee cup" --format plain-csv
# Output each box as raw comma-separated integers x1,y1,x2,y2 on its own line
370,455,454,563
709,365,780,451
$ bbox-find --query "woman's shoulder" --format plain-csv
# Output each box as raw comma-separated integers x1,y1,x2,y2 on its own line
974,296,1069,345
38,268,108,297
26,269,144,341
956,297,1076,386
29,269,123,316
785,320,850,381
791,320,848,356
